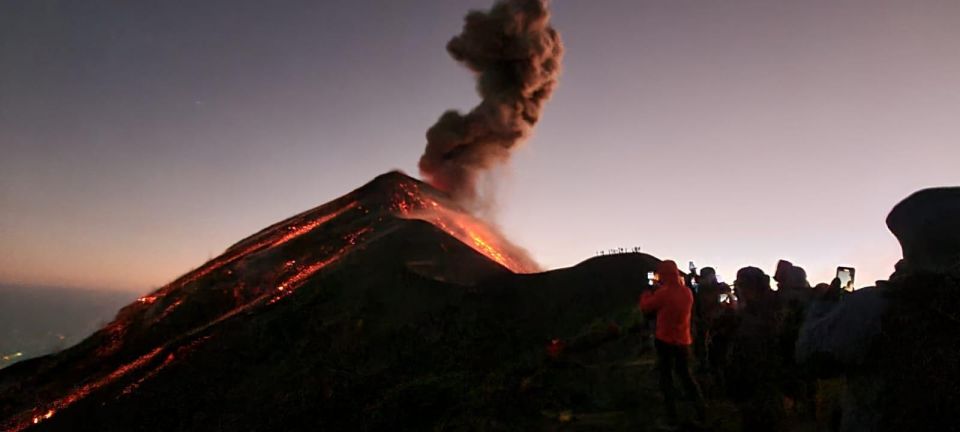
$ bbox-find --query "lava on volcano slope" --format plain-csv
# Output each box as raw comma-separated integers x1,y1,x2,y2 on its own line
0,171,539,431
386,174,540,274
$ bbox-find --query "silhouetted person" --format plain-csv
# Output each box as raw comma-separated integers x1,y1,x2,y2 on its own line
726,266,786,431
640,260,707,429
797,187,960,432
798,281,844,430
774,259,812,305
772,260,815,418
692,267,735,384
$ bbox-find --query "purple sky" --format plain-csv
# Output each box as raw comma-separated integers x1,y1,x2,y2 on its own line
2,0,958,292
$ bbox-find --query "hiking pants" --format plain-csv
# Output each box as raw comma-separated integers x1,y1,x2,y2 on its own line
655,339,706,421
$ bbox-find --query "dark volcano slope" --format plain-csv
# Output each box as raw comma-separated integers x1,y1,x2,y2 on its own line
1,172,662,431
7,252,660,431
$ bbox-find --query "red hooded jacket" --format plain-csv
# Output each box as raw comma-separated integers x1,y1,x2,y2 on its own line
640,260,694,346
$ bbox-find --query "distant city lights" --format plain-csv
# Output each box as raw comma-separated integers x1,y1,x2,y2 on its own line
2,352,24,362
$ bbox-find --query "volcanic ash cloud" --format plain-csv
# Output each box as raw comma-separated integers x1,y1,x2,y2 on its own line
419,0,564,208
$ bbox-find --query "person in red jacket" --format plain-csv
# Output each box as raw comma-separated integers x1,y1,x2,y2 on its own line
640,260,707,428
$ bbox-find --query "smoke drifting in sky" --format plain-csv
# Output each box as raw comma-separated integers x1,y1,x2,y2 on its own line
419,0,563,208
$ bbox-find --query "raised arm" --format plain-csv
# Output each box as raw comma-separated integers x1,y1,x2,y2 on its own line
639,288,663,313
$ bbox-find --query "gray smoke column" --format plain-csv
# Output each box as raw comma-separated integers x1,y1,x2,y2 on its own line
419,0,563,207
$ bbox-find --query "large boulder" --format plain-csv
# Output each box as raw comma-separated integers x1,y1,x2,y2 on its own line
886,187,960,271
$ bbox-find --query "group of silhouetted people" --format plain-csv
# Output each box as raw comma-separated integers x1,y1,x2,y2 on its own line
640,259,804,430
638,187,960,431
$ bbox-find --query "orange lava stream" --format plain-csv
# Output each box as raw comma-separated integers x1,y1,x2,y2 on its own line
390,181,535,273
123,200,362,331
6,223,373,432
5,347,164,432
468,232,508,265
269,226,373,304
154,200,359,299
271,201,361,249
119,335,210,397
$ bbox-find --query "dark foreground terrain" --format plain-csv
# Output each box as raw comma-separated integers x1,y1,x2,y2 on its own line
1,173,742,431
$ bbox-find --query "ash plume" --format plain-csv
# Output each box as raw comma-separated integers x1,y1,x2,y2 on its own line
419,0,564,208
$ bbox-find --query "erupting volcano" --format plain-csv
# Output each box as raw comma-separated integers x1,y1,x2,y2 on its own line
0,1,608,430
0,171,544,432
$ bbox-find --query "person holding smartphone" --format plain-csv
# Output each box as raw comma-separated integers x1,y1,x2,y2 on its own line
639,260,707,429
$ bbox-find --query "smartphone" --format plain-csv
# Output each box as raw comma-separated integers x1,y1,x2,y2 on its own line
689,261,697,273
836,266,856,292
647,271,658,286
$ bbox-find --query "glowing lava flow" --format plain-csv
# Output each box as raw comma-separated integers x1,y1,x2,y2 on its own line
4,347,165,432
390,181,538,273
5,213,374,432
270,201,361,249
119,335,211,397
269,226,374,304
155,200,360,298
123,200,362,330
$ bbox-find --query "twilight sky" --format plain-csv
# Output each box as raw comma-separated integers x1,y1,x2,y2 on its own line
2,0,958,293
